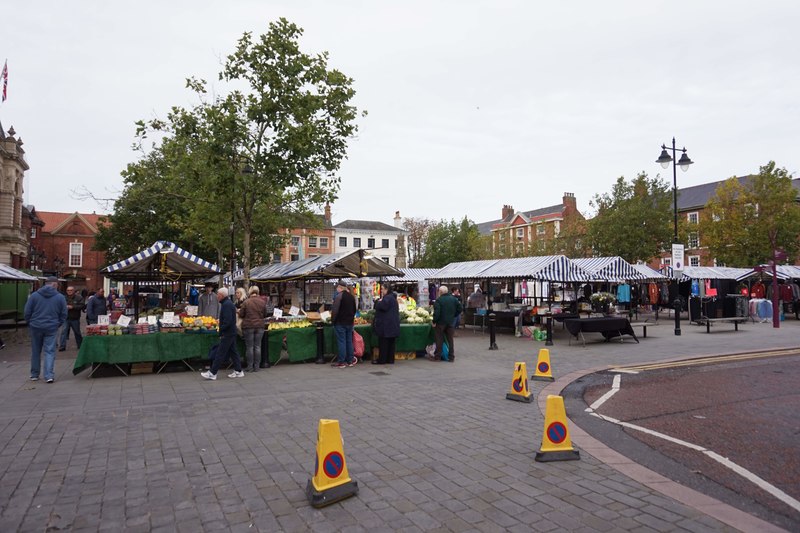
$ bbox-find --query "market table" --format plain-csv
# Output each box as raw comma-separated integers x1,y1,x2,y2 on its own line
563,317,639,346
73,333,246,376
317,324,434,362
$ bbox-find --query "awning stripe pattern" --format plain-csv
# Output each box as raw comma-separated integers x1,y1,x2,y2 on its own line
105,241,219,273
630,263,668,281
243,250,404,282
735,265,800,281
432,256,592,282
571,257,649,282
384,268,440,282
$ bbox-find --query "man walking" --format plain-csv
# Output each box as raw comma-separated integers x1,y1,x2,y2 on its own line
86,288,108,325
201,287,244,380
331,280,357,368
59,286,84,351
433,285,462,362
24,276,67,382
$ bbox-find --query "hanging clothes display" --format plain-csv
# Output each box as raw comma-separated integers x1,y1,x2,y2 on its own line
751,281,765,298
616,283,631,304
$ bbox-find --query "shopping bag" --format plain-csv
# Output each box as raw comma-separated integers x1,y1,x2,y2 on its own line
353,330,365,357
441,341,449,361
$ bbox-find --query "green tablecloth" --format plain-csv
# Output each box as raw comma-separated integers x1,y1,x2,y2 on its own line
73,333,246,375
321,324,433,360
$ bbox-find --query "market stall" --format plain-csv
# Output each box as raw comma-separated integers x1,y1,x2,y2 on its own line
0,264,37,325
677,266,753,323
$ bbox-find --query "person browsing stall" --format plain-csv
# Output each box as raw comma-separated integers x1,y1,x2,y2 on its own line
372,283,400,365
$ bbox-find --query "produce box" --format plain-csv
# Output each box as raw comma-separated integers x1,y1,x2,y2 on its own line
130,362,153,375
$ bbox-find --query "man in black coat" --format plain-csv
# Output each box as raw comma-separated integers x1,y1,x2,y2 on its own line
331,280,357,367
201,288,244,380
373,284,400,364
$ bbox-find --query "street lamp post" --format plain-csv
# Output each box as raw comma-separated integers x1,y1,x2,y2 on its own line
656,137,694,336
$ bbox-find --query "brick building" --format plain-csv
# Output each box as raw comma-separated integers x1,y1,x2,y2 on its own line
274,204,335,263
32,211,108,292
0,123,29,268
477,193,584,257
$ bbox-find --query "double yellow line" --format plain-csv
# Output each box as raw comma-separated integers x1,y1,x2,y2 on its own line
611,347,800,373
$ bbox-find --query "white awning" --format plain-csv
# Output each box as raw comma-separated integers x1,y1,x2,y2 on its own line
571,257,649,282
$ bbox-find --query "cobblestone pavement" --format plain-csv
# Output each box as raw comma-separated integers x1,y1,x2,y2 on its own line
0,317,797,532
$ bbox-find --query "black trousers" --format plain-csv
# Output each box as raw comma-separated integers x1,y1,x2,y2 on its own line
434,324,455,360
378,336,396,364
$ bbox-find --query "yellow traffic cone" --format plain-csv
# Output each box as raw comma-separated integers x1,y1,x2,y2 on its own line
306,419,359,507
531,348,555,382
535,395,580,462
506,362,533,403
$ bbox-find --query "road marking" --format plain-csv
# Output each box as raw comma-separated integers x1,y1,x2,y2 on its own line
586,374,620,412
610,348,800,373
589,373,800,514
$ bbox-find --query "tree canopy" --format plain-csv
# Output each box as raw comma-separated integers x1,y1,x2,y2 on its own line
586,172,673,262
95,19,362,286
699,161,800,266
416,218,486,268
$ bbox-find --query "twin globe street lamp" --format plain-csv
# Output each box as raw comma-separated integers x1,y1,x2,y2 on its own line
656,137,694,336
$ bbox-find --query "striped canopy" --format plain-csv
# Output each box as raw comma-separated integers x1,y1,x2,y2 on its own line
0,264,38,282
630,263,668,281
432,256,592,283
678,266,753,281
245,250,403,282
102,241,220,281
571,257,649,282
383,268,440,282
735,264,800,281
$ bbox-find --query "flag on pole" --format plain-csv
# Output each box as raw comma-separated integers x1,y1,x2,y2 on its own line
1,60,7,102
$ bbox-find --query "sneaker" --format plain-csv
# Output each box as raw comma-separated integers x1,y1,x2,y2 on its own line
333,362,346,368
30,376,39,381
46,378,54,383
228,370,245,378
331,361,343,367
200,371,217,381
347,358,358,367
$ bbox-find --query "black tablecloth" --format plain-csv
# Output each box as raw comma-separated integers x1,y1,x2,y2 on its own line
563,317,639,343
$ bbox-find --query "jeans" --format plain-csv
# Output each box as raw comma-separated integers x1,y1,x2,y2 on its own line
243,328,265,368
434,323,455,361
210,335,242,375
334,324,354,364
453,313,461,329
59,319,83,349
30,327,58,380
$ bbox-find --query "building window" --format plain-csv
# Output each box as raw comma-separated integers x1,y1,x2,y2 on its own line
382,238,389,248
382,257,389,263
291,236,300,247
272,253,281,263
687,212,699,224
319,237,328,248
688,232,699,249
367,238,375,248
395,239,398,249
537,225,545,235
290,254,299,261
499,232,506,242
69,242,83,267
308,237,318,248
689,255,700,267
353,237,361,247
516,228,524,240
339,236,347,247
663,257,672,267
31,227,37,238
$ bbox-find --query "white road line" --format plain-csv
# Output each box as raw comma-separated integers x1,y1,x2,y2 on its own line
585,374,621,412
610,369,639,374
589,381,800,514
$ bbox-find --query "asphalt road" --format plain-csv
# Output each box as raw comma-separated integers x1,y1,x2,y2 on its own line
563,350,800,532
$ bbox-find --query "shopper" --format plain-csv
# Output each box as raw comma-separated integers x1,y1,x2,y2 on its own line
239,285,267,371
198,283,220,319
86,288,108,325
331,280,357,368
59,286,85,351
451,287,463,331
372,284,400,365
433,285,462,362
24,276,67,382
201,287,244,380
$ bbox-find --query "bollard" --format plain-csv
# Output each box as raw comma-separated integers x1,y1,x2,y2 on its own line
488,313,498,350
545,315,553,346
315,321,326,364
673,299,682,336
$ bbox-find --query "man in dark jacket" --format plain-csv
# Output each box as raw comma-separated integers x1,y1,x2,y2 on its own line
59,286,85,351
331,280,357,367
86,288,108,324
373,284,400,364
25,276,67,382
433,285,462,362
201,288,244,380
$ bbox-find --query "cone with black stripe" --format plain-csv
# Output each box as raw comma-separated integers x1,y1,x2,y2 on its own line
535,395,580,462
506,362,533,403
306,419,359,507
531,348,554,382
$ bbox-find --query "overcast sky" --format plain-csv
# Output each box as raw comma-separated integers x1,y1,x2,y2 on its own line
3,1,798,227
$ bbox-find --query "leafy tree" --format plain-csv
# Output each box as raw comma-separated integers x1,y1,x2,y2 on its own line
586,172,673,262
700,162,800,266
417,217,486,268
403,217,433,266
104,18,362,286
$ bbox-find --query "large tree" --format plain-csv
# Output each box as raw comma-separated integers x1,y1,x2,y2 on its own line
417,217,486,268
699,162,800,266
403,217,433,267
586,172,673,262
101,18,362,286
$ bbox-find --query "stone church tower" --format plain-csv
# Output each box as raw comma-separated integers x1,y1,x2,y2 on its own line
0,123,29,267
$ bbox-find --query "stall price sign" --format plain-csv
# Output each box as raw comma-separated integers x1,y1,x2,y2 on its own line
289,306,300,316
97,315,110,325
186,305,198,316
117,315,131,327
273,308,283,319
320,311,331,322
137,317,148,324
147,315,158,325
162,312,174,323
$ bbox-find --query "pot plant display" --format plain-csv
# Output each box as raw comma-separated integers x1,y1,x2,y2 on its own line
590,292,616,313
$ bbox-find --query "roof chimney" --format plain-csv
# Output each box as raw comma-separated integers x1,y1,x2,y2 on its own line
324,203,332,224
562,192,576,208
394,210,402,228
501,205,514,220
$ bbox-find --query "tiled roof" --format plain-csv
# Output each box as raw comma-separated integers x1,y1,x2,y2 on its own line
678,176,800,210
334,220,404,232
476,203,563,236
37,211,108,233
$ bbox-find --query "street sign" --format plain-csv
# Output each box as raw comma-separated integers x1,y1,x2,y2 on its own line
672,244,685,272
